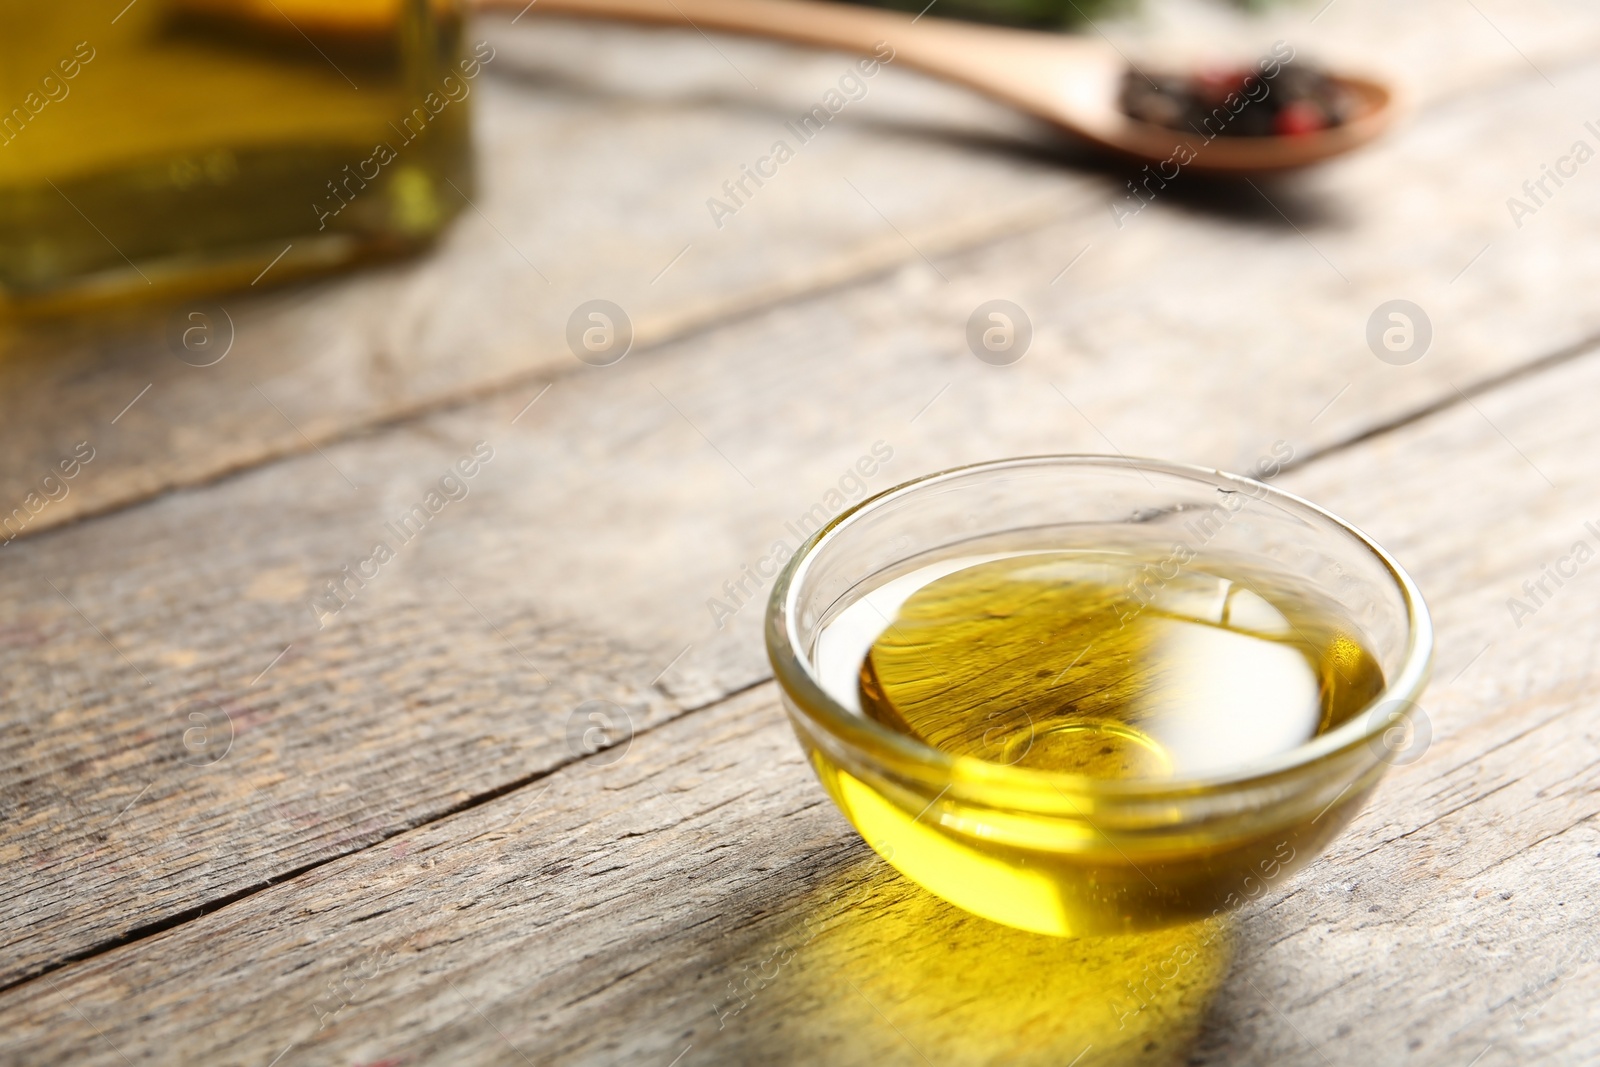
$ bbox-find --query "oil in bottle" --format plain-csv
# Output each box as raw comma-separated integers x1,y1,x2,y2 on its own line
0,0,473,308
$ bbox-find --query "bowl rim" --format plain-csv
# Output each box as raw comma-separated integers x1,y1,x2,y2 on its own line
765,453,1434,800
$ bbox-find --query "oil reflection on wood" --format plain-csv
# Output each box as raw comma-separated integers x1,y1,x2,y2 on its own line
711,858,1236,1067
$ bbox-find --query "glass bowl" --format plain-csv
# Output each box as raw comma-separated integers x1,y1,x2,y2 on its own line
765,455,1432,936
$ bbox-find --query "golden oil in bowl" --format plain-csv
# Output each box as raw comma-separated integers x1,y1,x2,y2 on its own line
768,457,1431,937
852,551,1384,779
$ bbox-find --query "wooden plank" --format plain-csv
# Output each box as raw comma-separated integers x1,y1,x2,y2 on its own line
3,344,1600,1063
0,685,1239,1067
0,11,1096,542
8,45,1600,988
10,0,1600,1010
7,0,1600,542
1193,350,1600,1065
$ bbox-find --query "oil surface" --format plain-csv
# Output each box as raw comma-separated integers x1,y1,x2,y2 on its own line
854,551,1384,779
803,548,1390,936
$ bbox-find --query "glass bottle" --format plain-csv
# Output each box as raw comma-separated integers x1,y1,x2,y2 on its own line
0,0,475,312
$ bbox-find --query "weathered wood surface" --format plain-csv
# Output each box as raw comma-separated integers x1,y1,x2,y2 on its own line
5,0,1600,995
4,0,1600,1063
10,150,1599,993
5,345,1600,1065
0,14,1090,539
6,0,1600,538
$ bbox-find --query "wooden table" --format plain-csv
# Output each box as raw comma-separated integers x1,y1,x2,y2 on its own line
5,1,1600,1063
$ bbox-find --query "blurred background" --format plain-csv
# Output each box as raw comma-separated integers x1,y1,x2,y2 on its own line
5,0,1600,1064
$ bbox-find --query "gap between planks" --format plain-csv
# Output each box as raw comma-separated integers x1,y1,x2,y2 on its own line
0,189,1079,551
1277,330,1600,478
7,37,1591,553
0,674,774,1000
11,327,1600,997
12,37,1600,1002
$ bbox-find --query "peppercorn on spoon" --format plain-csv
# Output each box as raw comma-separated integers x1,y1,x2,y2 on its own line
473,0,1395,173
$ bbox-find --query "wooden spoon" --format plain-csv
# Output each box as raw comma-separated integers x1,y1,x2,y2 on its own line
471,0,1395,174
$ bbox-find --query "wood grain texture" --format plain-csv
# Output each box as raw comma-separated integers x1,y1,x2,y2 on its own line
0,685,1239,1067
4,344,1600,1064
7,0,1600,541
0,12,1093,541
5,1,1600,1062
8,13,1600,992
